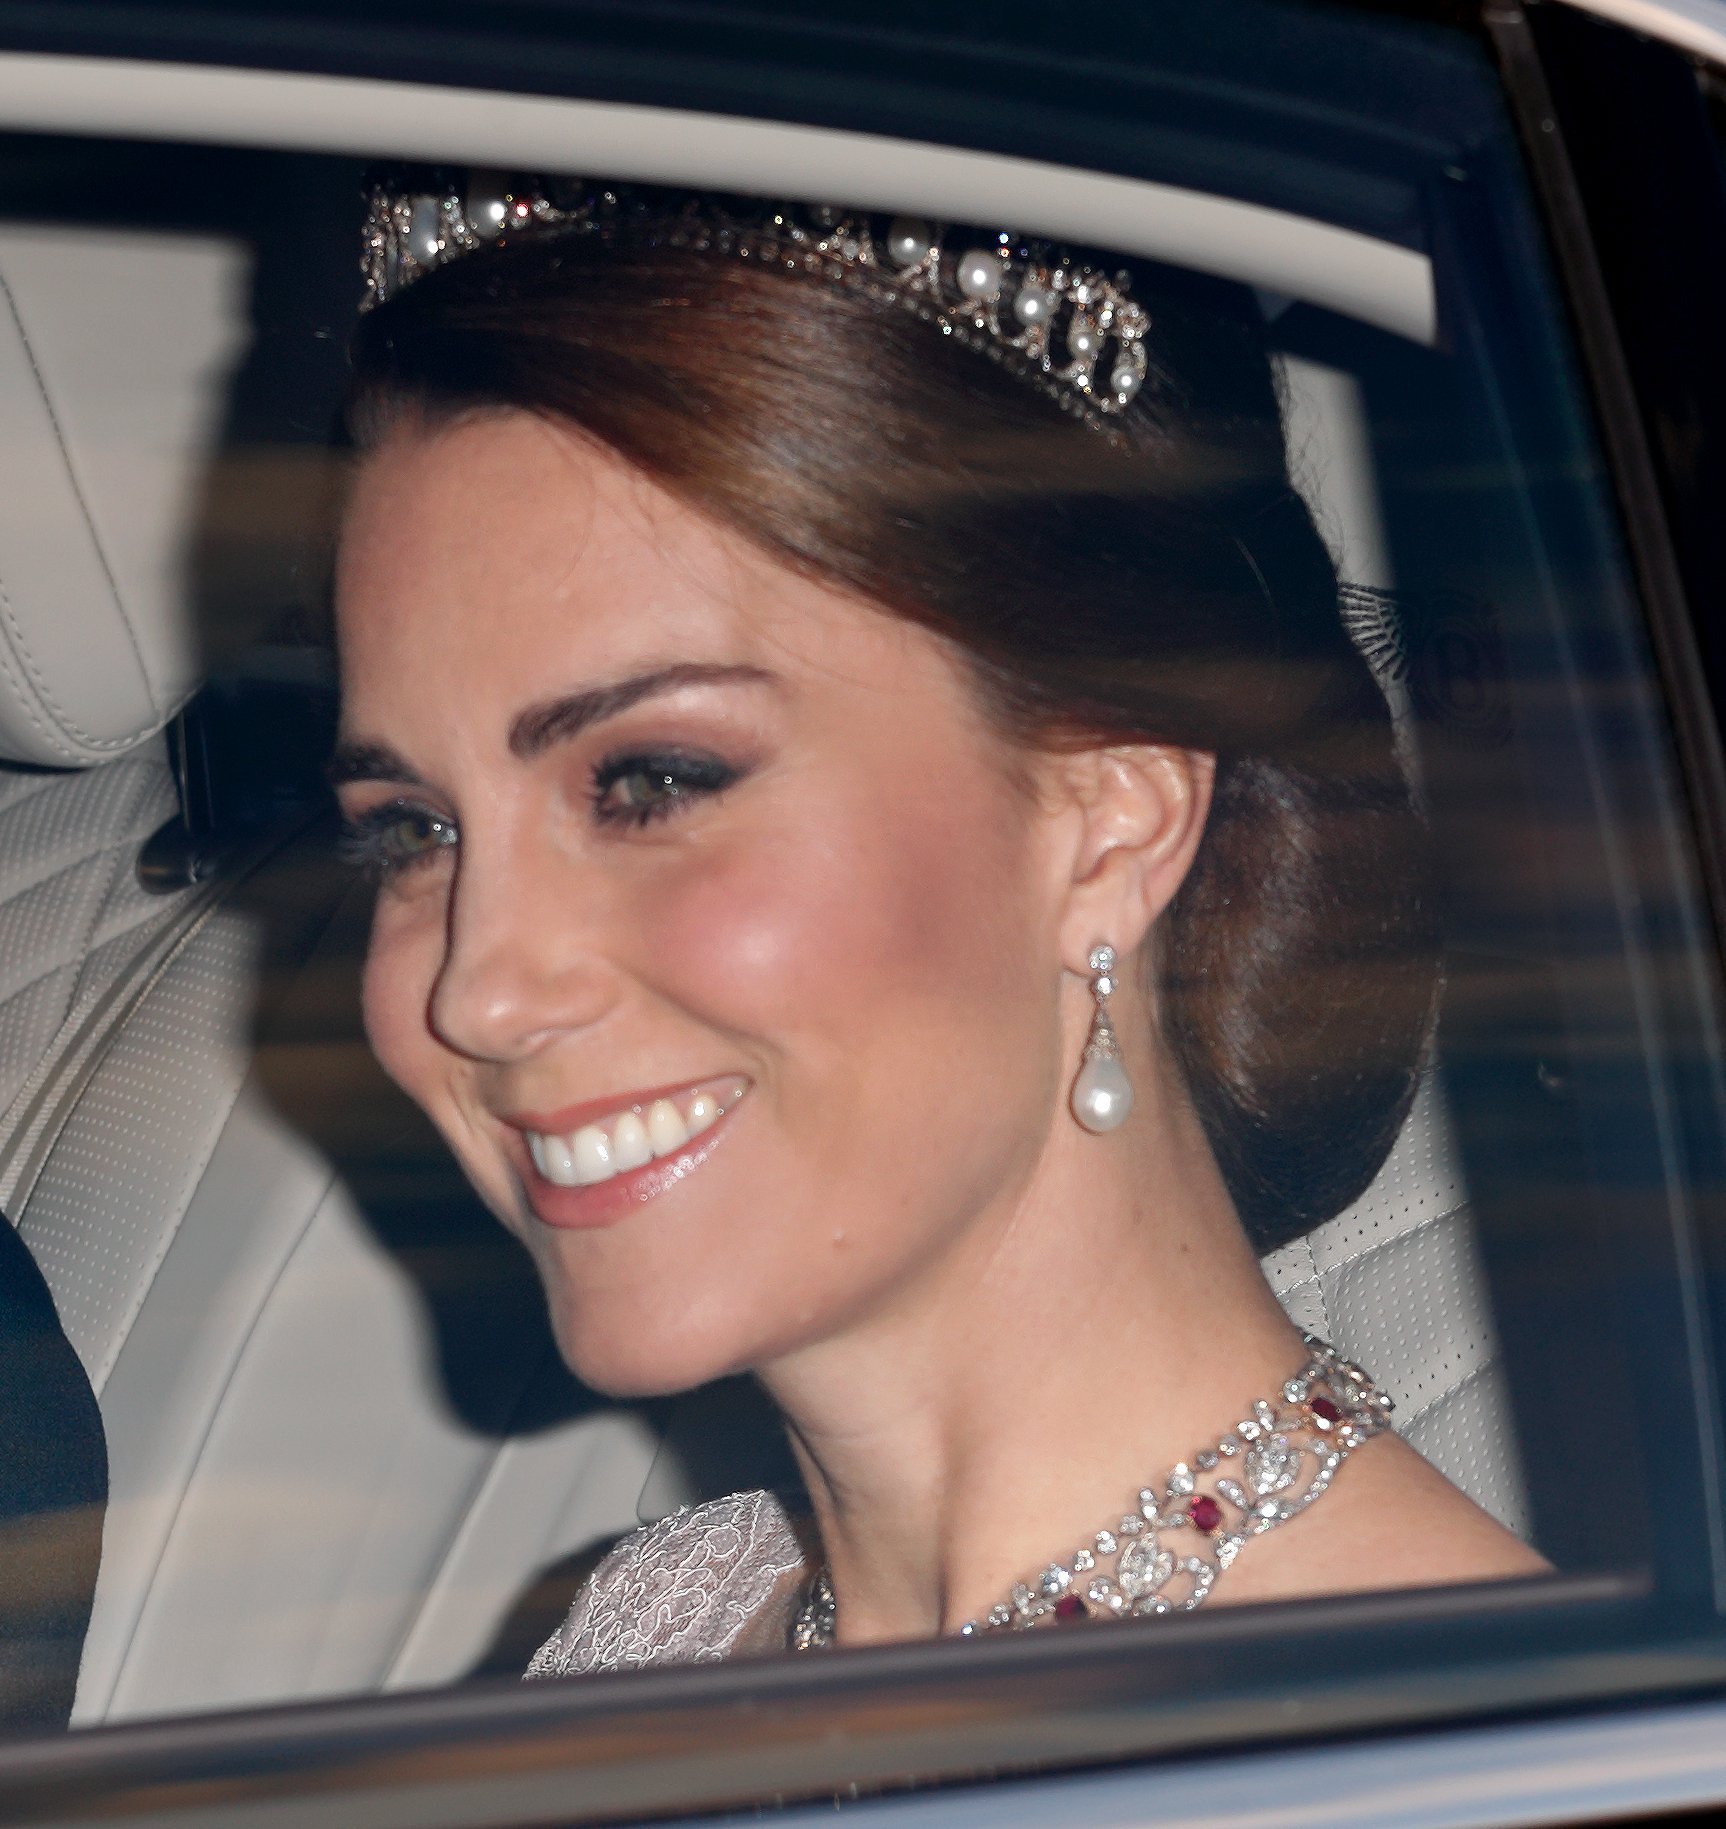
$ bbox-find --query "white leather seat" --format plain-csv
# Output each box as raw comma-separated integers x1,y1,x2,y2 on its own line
0,224,667,1721
1271,351,1529,1536
0,219,1528,1728
1261,1075,1529,1539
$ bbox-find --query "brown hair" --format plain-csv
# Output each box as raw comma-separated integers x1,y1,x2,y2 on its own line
348,214,1439,1253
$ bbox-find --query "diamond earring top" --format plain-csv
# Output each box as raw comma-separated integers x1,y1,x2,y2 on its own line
360,176,1150,432
1071,943,1133,1134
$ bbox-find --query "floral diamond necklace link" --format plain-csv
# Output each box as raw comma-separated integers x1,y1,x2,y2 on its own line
790,1335,1392,1650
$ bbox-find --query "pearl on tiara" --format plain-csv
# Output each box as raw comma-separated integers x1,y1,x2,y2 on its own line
886,216,935,268
955,248,1005,301
361,177,1152,427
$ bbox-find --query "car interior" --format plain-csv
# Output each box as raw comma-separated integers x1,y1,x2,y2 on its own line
0,130,1538,1730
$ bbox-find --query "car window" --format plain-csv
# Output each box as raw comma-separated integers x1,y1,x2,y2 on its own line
0,2,1722,1822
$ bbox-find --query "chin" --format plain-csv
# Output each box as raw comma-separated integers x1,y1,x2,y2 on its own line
544,1291,765,1400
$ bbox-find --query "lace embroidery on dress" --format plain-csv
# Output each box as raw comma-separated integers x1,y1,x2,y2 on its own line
525,1489,810,1677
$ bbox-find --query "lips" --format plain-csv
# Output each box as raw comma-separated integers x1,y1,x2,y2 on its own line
504,1073,750,1230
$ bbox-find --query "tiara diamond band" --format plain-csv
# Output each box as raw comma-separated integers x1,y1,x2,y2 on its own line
361,175,1151,429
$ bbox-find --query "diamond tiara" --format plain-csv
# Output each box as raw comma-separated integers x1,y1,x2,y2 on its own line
361,174,1151,431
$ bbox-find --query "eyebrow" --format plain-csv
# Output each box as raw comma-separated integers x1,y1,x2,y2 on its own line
508,662,775,759
326,740,423,789
326,662,776,789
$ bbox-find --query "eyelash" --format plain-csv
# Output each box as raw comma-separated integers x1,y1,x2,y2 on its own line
590,749,744,827
338,800,459,879
338,749,743,876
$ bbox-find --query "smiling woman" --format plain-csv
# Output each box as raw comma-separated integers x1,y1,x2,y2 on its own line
329,176,1544,1666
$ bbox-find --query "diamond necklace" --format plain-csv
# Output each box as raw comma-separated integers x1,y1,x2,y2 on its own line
790,1335,1391,1650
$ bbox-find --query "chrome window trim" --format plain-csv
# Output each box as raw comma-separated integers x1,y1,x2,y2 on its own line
767,1691,1726,1829
0,51,1435,343
1562,0,1726,68
0,8,1722,1825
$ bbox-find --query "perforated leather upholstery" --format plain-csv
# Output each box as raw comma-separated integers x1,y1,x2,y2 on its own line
14,836,660,1720
0,231,1529,1728
1262,1077,1528,1536
0,745,184,1138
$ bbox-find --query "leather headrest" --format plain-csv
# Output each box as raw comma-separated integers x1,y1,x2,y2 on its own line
0,226,248,767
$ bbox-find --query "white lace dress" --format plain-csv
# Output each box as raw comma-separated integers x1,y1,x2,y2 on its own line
525,1490,813,1676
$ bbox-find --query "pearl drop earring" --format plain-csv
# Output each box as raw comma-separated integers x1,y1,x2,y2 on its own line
1070,943,1134,1134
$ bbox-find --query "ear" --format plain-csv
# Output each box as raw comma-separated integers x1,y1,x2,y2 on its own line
1051,746,1215,974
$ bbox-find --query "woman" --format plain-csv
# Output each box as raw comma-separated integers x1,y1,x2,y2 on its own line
332,178,1546,1670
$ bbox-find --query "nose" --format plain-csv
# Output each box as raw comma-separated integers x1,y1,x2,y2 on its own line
428,826,620,1064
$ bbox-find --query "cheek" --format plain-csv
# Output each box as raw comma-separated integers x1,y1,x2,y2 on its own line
642,841,860,1035
359,896,444,1100
640,765,1041,1054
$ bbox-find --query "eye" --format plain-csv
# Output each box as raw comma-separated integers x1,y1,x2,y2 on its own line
339,800,460,877
591,749,743,828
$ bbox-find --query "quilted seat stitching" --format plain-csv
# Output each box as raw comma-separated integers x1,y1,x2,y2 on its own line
1399,1356,1492,1431
56,962,258,1395
0,779,165,1011
0,757,167,911
0,770,93,822
0,593,70,758
60,772,175,1017
0,961,100,1027
0,832,145,924
1312,1196,1470,1284
76,891,184,965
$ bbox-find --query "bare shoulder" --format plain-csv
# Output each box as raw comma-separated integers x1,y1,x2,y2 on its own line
1223,1431,1549,1609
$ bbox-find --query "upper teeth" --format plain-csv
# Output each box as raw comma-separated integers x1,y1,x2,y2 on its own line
525,1078,746,1187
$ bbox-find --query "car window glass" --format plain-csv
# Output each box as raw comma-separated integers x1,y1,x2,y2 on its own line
0,6,1717,1816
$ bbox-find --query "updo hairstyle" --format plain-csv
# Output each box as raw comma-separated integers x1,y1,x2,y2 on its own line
348,202,1440,1254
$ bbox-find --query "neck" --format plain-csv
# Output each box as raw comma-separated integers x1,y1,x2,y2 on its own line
757,1048,1305,1644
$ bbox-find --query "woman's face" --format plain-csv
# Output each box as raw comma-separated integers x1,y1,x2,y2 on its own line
335,409,1080,1396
